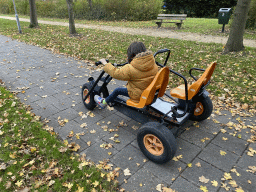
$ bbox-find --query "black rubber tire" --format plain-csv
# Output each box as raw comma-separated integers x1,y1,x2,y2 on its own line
81,83,96,110
189,96,213,121
137,122,177,164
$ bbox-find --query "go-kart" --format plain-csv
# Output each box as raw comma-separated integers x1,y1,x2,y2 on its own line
81,49,216,164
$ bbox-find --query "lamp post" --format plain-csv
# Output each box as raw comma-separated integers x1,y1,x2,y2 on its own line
12,0,22,33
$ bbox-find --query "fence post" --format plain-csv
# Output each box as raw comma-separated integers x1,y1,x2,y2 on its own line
12,0,22,34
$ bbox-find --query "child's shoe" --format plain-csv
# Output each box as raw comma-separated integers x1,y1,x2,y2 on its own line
94,95,107,109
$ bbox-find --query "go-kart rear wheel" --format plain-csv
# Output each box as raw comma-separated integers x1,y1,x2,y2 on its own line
137,122,177,164
190,96,213,121
82,83,96,110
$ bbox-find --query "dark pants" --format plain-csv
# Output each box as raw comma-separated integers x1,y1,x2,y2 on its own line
105,87,129,104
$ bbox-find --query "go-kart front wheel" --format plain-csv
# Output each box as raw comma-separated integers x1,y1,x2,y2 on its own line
137,122,177,164
190,96,213,121
82,83,96,110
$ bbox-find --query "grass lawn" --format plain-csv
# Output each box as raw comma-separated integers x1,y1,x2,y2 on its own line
1,14,256,40
0,86,118,191
0,18,255,110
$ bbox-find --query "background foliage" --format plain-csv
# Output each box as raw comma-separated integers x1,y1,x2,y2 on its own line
163,0,237,17
0,0,163,21
247,0,256,28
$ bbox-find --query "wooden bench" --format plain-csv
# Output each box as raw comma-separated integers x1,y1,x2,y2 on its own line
156,14,187,29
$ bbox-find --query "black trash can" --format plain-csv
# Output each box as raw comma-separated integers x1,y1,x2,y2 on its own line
218,8,232,24
218,8,231,32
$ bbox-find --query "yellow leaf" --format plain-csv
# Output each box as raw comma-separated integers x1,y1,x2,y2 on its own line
9,153,16,159
235,188,244,192
76,186,84,192
187,163,192,168
30,147,37,153
67,183,73,189
64,118,69,123
211,180,218,187
92,181,99,187
63,140,68,146
139,183,143,187
200,185,208,192
224,172,232,180
220,150,227,156
229,180,238,187
15,180,23,187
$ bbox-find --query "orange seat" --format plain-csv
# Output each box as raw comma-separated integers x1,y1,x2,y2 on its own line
170,62,217,100
126,67,169,108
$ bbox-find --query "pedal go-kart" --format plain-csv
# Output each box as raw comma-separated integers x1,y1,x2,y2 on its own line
82,49,216,164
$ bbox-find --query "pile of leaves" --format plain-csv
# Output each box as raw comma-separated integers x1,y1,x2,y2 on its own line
0,85,118,191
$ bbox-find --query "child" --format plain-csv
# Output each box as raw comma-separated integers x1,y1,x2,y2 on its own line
94,41,158,109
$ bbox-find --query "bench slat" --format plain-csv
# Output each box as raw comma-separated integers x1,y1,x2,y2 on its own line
157,17,186,20
158,14,187,17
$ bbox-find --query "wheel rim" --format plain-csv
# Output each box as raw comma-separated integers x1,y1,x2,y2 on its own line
194,102,204,116
143,134,164,156
83,89,90,104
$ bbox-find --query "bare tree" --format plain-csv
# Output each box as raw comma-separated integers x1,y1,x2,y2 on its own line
66,0,77,35
29,0,38,28
224,0,251,53
88,0,92,11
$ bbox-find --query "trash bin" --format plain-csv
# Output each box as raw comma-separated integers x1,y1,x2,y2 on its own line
218,8,232,25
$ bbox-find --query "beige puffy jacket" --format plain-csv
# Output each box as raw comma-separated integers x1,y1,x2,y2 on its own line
103,51,158,102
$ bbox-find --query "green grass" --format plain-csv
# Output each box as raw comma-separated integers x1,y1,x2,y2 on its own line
0,18,255,109
0,87,118,191
1,14,256,40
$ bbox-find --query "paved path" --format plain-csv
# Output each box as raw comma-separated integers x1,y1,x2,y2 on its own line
1,35,256,192
1,16,256,48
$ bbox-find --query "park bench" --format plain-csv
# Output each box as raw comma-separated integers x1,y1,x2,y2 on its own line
155,14,187,29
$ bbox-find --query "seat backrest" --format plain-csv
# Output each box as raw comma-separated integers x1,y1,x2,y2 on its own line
126,67,169,108
187,62,217,99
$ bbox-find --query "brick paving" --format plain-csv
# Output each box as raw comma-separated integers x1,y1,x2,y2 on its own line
0,34,256,192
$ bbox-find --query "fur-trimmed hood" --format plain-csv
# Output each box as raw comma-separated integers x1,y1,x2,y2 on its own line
130,50,155,72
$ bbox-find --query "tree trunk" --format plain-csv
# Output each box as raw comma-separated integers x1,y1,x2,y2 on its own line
88,0,92,11
224,0,251,53
29,0,38,28
66,0,77,35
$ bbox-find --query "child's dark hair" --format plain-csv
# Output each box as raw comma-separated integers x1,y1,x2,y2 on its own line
127,42,146,63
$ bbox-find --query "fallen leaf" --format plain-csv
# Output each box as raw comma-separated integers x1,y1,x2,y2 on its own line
87,141,91,146
80,123,87,128
195,162,201,167
229,180,238,187
211,180,218,187
220,150,227,156
224,172,232,180
15,180,23,187
199,176,209,184
156,184,163,192
200,185,208,192
124,168,131,176
90,130,96,134
48,180,55,187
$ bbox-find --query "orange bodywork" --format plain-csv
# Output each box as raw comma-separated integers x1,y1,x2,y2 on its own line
170,62,217,100
126,67,169,108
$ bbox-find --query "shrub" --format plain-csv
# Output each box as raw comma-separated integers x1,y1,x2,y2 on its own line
0,0,162,21
246,0,256,29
